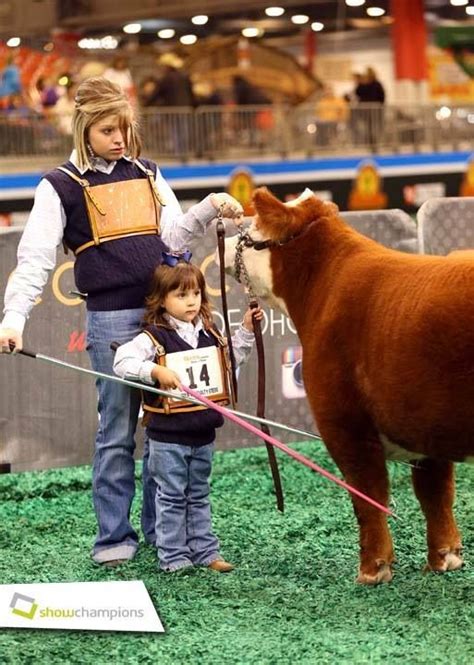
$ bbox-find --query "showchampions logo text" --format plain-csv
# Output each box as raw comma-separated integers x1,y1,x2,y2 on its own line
39,605,145,620
11,596,145,621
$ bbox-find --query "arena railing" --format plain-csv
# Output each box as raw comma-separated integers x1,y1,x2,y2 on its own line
0,103,472,163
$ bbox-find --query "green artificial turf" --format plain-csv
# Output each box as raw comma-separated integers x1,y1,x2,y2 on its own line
0,441,473,664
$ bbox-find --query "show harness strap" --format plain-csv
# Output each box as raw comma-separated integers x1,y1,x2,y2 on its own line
217,214,284,512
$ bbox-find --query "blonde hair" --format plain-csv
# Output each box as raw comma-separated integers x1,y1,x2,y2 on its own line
72,77,141,171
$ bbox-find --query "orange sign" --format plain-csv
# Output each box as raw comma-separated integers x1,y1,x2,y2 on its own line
460,157,474,197
227,168,256,215
348,161,387,211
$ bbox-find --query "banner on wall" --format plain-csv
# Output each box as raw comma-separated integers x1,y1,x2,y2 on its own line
427,46,474,102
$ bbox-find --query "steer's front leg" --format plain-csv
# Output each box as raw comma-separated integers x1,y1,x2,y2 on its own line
318,423,394,584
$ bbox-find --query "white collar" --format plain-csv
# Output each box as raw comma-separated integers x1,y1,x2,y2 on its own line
168,314,204,336
69,150,133,175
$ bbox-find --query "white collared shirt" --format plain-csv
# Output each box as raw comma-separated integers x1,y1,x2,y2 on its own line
113,315,256,385
2,151,217,332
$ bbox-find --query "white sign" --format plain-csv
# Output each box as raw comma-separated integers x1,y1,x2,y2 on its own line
167,346,225,401
0,580,164,632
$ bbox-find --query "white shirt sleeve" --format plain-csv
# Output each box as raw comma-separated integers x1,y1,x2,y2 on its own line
231,324,256,368
113,332,158,385
2,179,66,333
156,167,218,252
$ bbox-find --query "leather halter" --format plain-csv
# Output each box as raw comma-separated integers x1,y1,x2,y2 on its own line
234,228,295,288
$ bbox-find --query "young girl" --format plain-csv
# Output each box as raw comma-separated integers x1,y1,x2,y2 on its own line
113,255,262,573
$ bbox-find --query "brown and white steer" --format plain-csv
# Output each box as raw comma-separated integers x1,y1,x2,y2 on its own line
223,187,474,584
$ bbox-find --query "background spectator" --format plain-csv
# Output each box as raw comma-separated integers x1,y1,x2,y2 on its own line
357,67,385,152
233,75,271,105
0,54,22,108
154,53,196,157
103,56,135,102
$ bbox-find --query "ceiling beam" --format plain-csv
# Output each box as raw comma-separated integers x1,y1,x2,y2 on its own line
58,1,328,29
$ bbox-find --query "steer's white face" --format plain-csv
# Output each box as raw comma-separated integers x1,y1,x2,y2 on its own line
222,222,287,313
221,189,315,314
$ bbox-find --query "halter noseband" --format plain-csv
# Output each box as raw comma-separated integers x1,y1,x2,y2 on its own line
234,228,294,290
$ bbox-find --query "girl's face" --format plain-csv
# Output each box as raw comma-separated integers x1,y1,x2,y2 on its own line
88,113,126,161
163,285,202,323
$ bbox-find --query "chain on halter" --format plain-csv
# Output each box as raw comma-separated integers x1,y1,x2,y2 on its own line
234,228,259,301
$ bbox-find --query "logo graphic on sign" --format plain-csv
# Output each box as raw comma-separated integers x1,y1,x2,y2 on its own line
460,156,474,197
228,168,255,215
348,161,387,210
10,593,39,620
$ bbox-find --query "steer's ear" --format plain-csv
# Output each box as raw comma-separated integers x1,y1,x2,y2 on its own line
253,187,334,243
253,187,293,241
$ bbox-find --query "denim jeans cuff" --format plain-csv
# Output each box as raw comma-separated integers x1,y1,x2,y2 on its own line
92,544,137,563
160,559,194,573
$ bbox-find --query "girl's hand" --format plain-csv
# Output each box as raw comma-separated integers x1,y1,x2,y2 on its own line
242,306,264,332
0,328,23,353
211,193,244,224
151,365,182,390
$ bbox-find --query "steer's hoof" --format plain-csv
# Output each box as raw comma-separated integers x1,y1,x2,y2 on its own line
425,547,463,573
357,560,393,585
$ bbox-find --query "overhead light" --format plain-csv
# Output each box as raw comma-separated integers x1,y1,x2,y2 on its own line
242,27,261,37
265,6,285,17
123,23,141,34
6,37,21,47
367,7,385,17
78,36,118,49
180,34,197,45
467,5,474,14
291,14,309,25
450,0,468,6
158,29,175,39
311,22,324,32
58,76,69,86
191,15,208,25
346,0,366,7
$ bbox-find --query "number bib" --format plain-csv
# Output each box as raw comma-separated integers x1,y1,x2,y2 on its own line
141,328,231,415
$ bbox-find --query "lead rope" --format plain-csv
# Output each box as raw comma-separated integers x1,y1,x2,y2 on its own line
216,208,238,406
229,224,285,512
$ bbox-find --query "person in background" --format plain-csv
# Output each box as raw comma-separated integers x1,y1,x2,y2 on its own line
233,75,271,106
0,77,244,568
54,82,77,135
113,258,263,573
35,76,59,115
357,67,385,151
103,56,136,103
344,72,364,145
154,53,196,157
0,53,22,109
232,75,272,152
315,86,348,147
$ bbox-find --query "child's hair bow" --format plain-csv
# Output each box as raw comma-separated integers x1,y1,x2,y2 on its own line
161,250,192,267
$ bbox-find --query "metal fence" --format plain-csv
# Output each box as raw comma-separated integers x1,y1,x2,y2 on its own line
0,103,473,162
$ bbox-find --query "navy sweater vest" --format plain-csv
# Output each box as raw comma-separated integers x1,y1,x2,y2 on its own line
44,158,167,311
143,325,225,446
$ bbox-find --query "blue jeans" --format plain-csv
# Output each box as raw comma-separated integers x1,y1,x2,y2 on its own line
148,440,220,571
86,308,157,562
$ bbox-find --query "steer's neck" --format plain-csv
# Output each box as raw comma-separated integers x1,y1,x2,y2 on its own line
270,217,365,330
